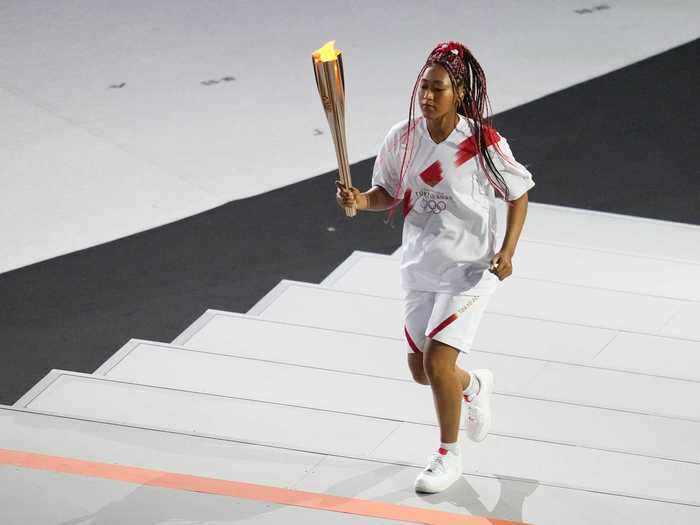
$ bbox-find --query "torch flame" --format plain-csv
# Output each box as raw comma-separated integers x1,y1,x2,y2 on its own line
312,40,341,62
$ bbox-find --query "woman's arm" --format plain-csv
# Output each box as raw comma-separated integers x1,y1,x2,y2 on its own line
490,192,529,281
336,183,399,212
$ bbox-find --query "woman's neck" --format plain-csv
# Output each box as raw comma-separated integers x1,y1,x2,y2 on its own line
425,113,459,144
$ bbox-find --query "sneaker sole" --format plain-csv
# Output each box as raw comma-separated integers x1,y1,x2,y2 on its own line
414,471,462,493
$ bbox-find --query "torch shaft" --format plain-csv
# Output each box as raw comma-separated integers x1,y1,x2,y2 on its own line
314,54,355,217
322,64,351,188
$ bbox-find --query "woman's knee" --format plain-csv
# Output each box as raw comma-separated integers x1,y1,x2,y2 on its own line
424,357,447,384
424,340,458,383
412,369,430,385
407,353,430,385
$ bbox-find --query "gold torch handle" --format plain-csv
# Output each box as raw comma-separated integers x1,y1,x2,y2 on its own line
323,66,354,218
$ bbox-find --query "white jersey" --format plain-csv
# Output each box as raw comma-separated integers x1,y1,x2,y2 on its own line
371,114,535,296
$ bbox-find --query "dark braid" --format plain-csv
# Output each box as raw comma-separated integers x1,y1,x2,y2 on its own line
458,47,510,201
388,42,510,222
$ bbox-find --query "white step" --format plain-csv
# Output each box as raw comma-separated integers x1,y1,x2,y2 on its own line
11,372,700,506
242,281,700,382
172,309,700,419
295,454,700,525
2,406,697,525
16,370,399,458
327,244,700,301
94,338,700,463
0,406,461,525
0,406,319,485
371,420,700,508
519,203,700,264
318,253,698,340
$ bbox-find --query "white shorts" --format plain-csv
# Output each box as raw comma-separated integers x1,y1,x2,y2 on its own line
403,290,490,354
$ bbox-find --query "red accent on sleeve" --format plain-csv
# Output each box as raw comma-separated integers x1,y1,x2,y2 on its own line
454,127,501,167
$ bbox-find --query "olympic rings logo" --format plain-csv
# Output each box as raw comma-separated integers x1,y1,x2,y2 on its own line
419,198,447,214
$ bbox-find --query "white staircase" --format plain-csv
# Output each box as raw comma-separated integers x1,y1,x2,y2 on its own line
3,203,700,524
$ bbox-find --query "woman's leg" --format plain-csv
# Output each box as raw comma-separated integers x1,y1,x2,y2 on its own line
423,339,471,443
404,290,433,386
407,352,430,385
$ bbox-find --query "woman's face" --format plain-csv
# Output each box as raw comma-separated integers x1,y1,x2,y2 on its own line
419,64,462,119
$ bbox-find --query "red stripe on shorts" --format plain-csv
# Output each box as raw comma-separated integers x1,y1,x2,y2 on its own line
427,314,459,339
404,326,422,353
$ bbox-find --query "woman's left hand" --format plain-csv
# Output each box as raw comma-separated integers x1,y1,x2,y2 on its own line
489,251,513,281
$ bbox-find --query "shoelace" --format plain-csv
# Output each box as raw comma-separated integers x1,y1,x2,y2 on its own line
465,403,478,422
426,452,447,474
464,392,480,422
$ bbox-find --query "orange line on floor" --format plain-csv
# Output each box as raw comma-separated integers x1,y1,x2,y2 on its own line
0,447,529,525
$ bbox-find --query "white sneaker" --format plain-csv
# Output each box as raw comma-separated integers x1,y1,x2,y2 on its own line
414,449,463,493
464,369,494,442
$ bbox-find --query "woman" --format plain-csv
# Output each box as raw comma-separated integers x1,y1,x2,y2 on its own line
336,41,534,493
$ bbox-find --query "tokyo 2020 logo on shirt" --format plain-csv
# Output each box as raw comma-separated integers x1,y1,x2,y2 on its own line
414,190,451,214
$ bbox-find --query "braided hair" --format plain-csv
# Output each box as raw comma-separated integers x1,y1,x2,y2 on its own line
390,41,510,220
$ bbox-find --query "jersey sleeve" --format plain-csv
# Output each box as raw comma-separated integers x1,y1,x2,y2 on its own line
371,128,402,198
490,136,535,201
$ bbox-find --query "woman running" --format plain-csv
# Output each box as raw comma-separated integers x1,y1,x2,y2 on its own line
336,41,534,493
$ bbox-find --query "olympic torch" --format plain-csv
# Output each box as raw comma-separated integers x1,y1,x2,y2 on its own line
312,41,355,217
